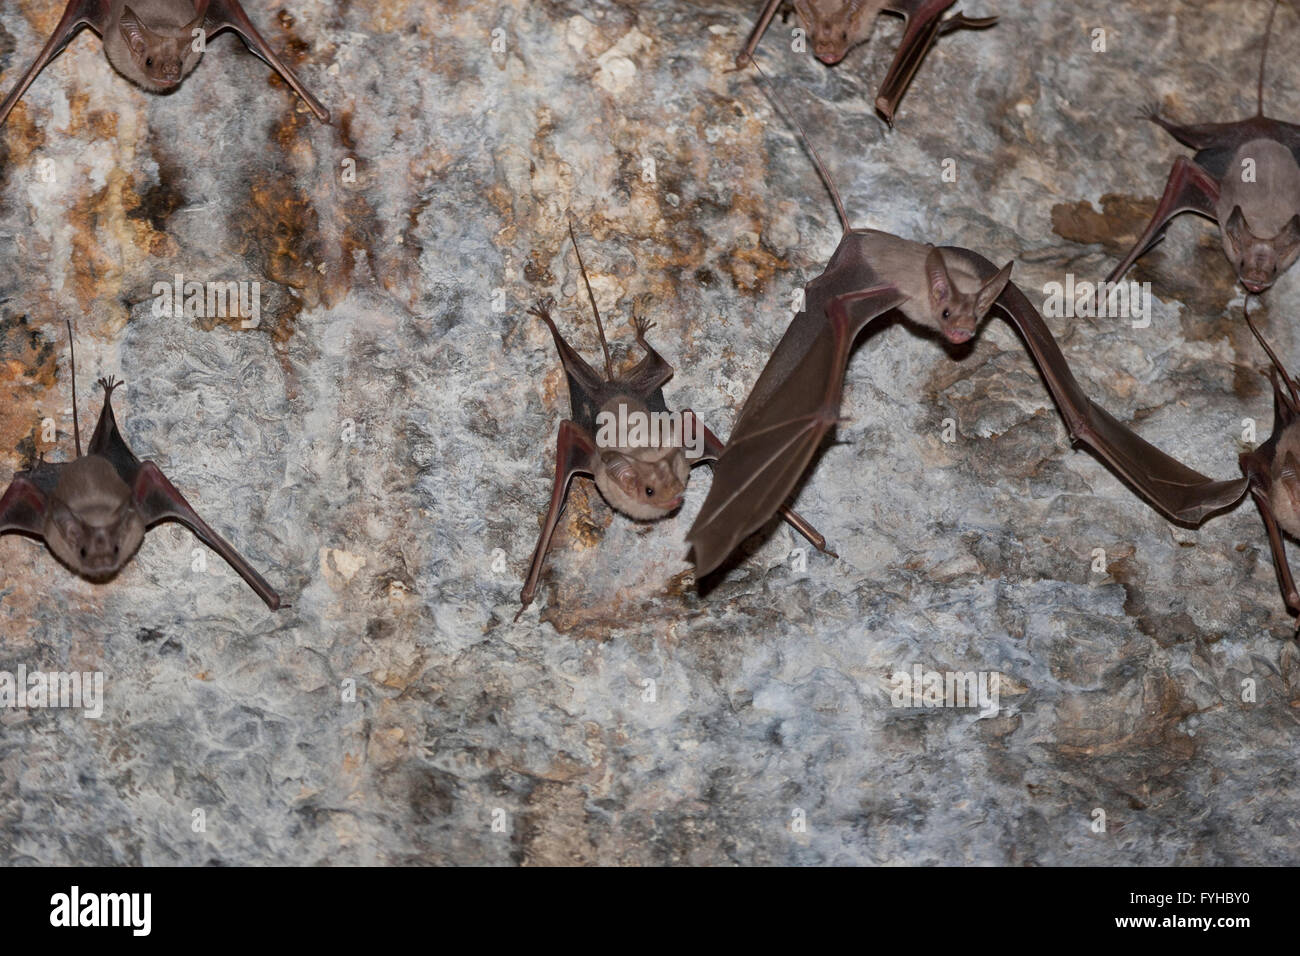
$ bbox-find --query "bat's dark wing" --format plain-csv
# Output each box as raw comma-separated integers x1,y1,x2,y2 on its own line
943,246,1250,525
0,476,50,538
196,0,330,122
131,462,284,610
89,377,283,610
686,235,907,577
0,0,112,127
87,377,143,483
877,0,995,125
1146,112,1300,179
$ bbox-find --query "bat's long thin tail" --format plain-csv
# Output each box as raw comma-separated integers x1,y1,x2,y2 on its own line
567,217,614,380
65,319,81,457
747,58,851,236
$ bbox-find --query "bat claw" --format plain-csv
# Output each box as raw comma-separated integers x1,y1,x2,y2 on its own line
526,297,556,321
97,376,122,397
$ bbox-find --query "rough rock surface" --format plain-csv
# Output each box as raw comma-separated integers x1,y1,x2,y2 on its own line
0,0,1297,865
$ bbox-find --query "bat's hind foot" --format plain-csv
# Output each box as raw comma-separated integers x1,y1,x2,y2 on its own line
97,376,122,396
526,296,556,322
632,314,657,347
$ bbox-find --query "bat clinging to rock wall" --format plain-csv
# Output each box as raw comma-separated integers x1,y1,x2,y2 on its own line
0,323,285,609
1099,0,1300,296
738,0,996,125
687,82,1249,579
517,223,834,620
0,0,329,128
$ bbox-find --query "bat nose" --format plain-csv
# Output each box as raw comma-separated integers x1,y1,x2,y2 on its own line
945,327,973,344
80,529,121,570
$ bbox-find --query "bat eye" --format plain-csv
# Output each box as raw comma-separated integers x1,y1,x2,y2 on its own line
942,309,951,320
645,487,655,497
146,57,153,67
79,547,87,558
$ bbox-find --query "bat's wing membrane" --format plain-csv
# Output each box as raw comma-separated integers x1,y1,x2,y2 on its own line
1103,156,1219,286
0,478,49,537
0,0,111,127
687,241,906,576
87,377,143,484
131,460,284,610
198,0,330,122
517,419,596,619
878,0,994,125
683,409,836,559
943,247,1249,525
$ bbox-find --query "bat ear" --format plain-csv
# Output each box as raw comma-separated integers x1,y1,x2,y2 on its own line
119,7,154,56
1225,205,1250,245
1274,214,1300,249
975,261,1014,317
601,451,638,494
925,248,952,308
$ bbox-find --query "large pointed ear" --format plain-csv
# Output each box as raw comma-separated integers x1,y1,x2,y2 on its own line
974,261,1014,317
925,248,952,309
601,451,638,495
1273,214,1300,249
119,6,154,56
1224,205,1250,247
1284,450,1300,481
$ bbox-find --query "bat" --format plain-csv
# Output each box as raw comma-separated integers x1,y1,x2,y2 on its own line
1238,301,1300,619
687,77,1249,578
517,222,835,620
0,0,329,128
1100,0,1300,295
0,322,285,609
737,0,997,126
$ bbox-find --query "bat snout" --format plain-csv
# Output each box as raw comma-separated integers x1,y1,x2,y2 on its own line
76,527,127,575
814,48,845,65
944,326,974,345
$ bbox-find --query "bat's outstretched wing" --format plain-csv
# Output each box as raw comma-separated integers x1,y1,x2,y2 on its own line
0,477,49,538
0,0,111,127
517,419,596,620
197,0,330,122
86,376,283,608
877,0,995,125
1102,156,1219,286
943,246,1249,525
686,239,907,577
131,460,284,610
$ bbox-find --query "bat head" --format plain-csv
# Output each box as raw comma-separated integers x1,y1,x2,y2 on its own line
794,0,878,65
594,446,690,521
118,6,204,90
1223,206,1300,294
43,458,145,581
926,251,1013,345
